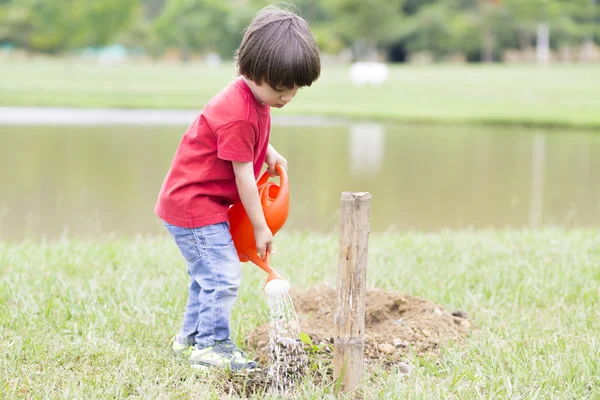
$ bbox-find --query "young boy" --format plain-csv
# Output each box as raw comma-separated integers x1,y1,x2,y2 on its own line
155,6,320,371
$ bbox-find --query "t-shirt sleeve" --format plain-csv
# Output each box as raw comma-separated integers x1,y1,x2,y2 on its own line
214,120,256,163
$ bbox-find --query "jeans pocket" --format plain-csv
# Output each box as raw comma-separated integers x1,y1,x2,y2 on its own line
201,222,234,250
166,224,201,263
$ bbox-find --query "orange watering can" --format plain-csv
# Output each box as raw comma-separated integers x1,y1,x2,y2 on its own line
228,164,289,292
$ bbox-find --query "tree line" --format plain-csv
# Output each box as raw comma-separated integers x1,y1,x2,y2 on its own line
0,0,598,62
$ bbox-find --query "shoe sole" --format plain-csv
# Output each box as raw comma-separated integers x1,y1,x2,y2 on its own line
172,349,190,357
190,363,211,370
190,361,261,373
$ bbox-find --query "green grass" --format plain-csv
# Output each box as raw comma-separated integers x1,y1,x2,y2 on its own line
1,230,599,398
1,59,600,129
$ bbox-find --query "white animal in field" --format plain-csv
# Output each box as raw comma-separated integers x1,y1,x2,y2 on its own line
349,62,389,86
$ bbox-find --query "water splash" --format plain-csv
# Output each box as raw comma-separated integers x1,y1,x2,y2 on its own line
266,288,308,394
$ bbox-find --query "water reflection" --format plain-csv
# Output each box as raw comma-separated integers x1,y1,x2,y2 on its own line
529,133,545,228
349,123,384,178
0,123,599,240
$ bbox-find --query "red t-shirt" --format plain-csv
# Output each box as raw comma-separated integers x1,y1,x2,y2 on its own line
155,76,271,228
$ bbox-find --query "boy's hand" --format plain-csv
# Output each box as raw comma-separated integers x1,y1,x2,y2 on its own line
254,225,274,260
265,144,287,177
232,161,274,260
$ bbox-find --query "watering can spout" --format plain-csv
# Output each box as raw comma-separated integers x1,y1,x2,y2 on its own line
247,251,289,294
266,270,284,283
263,259,290,296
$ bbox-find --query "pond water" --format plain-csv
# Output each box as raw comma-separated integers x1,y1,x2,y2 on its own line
1,121,599,240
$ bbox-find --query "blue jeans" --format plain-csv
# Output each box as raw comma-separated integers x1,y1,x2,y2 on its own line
164,221,242,349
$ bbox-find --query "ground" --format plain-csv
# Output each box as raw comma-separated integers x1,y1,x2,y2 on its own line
232,286,471,395
248,286,471,366
2,232,598,398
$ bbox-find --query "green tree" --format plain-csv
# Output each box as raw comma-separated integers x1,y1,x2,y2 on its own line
501,0,599,62
393,0,507,62
0,0,138,53
141,0,167,19
324,0,405,60
0,0,33,48
154,0,243,59
503,0,561,49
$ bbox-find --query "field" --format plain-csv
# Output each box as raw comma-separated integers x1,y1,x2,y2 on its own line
2,56,599,398
1,230,599,398
1,60,600,129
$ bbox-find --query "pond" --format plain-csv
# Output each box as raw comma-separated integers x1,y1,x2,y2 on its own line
1,120,599,240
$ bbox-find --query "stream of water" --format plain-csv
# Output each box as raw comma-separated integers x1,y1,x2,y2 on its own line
266,290,308,394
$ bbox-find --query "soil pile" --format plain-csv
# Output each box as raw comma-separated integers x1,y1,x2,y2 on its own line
229,286,472,397
246,286,471,366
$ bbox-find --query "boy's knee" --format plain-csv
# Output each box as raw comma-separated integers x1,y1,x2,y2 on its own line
221,262,242,290
224,281,241,295
229,269,243,290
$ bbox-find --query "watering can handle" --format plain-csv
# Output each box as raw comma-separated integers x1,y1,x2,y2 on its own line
257,164,287,187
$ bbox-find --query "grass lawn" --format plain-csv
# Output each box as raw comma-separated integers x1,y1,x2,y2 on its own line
1,59,599,129
1,230,599,398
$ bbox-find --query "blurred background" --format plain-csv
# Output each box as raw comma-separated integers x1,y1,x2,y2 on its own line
0,0,599,240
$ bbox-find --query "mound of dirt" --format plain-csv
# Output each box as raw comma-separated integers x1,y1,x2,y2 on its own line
246,286,471,366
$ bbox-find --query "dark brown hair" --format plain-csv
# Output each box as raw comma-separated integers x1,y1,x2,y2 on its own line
236,5,321,89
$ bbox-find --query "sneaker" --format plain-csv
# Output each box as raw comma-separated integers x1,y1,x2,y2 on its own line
190,339,259,372
172,335,193,358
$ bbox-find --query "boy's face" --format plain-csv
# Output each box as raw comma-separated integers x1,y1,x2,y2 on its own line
248,79,299,108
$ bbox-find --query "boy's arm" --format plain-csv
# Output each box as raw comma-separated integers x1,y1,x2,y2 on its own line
265,144,288,176
232,161,273,259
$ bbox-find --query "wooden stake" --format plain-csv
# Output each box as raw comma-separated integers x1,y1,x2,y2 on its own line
333,192,371,398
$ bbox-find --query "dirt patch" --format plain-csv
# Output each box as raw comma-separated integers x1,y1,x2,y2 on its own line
246,286,471,367
229,286,472,397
